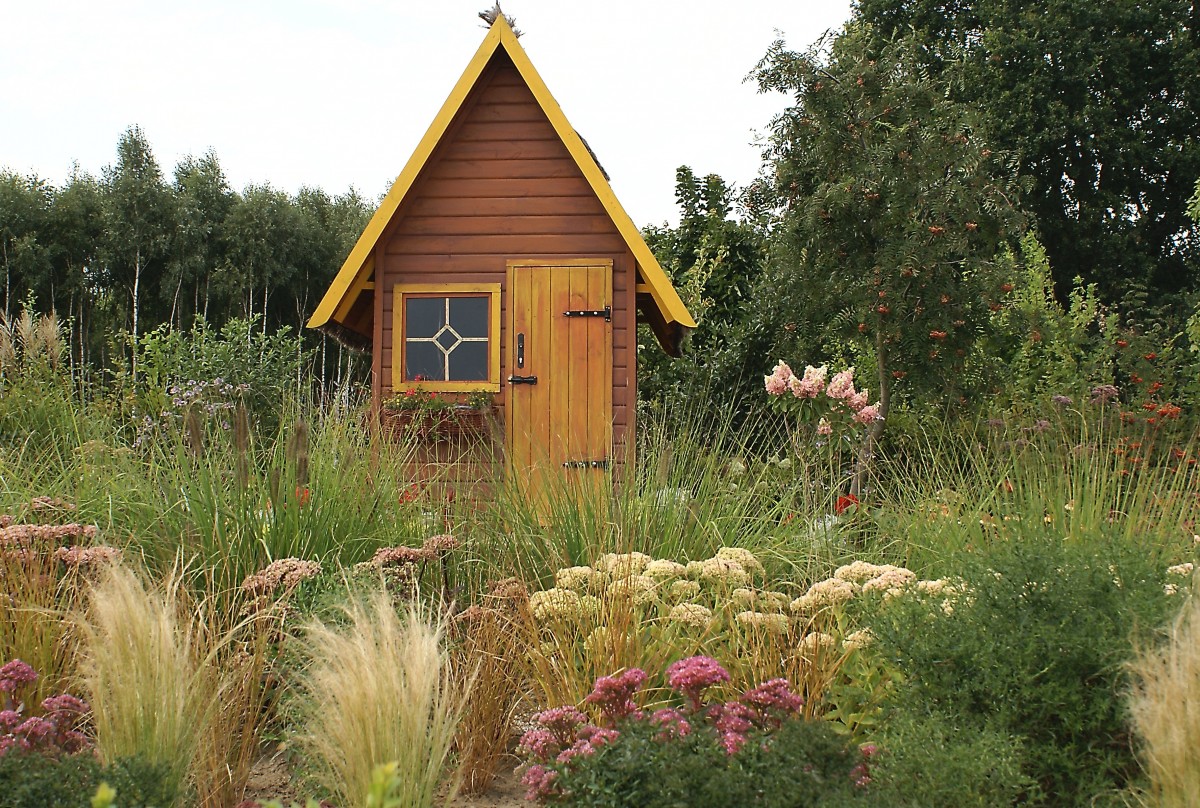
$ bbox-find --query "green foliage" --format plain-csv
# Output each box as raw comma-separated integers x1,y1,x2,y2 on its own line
131,314,307,432
0,752,176,808
970,233,1116,403
865,710,1034,807
639,167,767,414
541,715,862,808
750,24,1026,417
866,538,1175,805
854,0,1200,309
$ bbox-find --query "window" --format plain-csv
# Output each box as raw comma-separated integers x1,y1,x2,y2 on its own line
392,283,500,392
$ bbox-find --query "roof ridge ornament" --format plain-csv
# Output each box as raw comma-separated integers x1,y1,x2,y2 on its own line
478,3,522,38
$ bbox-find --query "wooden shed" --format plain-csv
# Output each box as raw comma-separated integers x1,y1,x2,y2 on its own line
307,14,695,490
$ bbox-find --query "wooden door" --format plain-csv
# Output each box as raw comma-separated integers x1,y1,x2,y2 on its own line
506,260,613,493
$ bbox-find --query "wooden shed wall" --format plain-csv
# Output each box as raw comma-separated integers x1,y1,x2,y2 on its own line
376,51,637,468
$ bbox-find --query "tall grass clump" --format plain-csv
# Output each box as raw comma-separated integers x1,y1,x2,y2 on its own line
293,588,467,808
73,562,223,806
1129,588,1200,808
475,400,838,588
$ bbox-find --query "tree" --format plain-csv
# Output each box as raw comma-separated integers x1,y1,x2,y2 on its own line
0,171,54,318
166,151,234,328
640,167,768,410
750,25,1025,491
48,168,105,369
102,126,173,381
854,0,1200,307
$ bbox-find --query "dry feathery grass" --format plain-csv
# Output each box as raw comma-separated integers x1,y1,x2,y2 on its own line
295,589,468,808
1129,591,1200,808
451,599,526,795
73,562,230,807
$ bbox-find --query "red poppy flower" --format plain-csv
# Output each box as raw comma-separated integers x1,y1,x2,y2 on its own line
1145,353,1157,360
295,487,311,508
1116,339,1128,348
835,495,859,515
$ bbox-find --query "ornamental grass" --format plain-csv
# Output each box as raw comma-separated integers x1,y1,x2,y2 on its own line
1129,587,1200,808
292,589,467,808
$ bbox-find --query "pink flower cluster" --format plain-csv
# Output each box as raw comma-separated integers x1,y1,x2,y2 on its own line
517,659,847,804
0,659,91,757
666,655,730,711
584,668,647,723
765,361,883,426
517,705,624,801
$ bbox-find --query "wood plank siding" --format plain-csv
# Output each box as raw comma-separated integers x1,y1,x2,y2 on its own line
377,51,637,469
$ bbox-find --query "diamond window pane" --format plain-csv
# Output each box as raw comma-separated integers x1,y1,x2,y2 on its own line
448,341,488,381
405,297,444,338
435,327,459,352
449,297,489,338
405,342,444,381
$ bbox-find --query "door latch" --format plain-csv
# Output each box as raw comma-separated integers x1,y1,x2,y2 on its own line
508,375,538,385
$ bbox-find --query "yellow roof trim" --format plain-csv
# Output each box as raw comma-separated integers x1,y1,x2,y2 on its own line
307,15,695,333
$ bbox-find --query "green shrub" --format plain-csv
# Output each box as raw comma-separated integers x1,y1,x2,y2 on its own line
0,752,175,808
865,538,1174,805
865,710,1034,807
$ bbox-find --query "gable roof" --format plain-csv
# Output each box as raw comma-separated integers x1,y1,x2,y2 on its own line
307,15,696,353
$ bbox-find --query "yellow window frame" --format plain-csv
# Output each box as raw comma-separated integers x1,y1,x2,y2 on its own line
392,282,501,392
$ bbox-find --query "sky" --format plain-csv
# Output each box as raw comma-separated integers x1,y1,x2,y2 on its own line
1,0,853,228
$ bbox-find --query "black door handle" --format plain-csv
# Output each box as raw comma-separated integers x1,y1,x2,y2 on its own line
517,333,525,368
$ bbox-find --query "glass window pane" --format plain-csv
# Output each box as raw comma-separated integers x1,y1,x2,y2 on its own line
405,297,445,339
405,342,444,381
449,297,489,338
448,341,488,381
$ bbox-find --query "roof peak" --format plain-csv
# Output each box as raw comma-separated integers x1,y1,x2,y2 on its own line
478,3,522,38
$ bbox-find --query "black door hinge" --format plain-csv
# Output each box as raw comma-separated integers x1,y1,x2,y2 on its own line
563,306,611,321
562,459,609,469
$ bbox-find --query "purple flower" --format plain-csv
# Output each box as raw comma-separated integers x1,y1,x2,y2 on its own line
666,656,730,710
0,660,37,693
1052,395,1073,407
1090,384,1120,404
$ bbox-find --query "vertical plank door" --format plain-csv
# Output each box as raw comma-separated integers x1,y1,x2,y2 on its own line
507,261,612,499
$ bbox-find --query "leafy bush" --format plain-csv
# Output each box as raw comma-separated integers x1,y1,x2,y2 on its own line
865,538,1175,805
0,751,175,808
865,709,1034,807
518,657,868,807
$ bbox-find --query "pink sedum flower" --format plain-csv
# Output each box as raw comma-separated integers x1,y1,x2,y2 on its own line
666,656,730,711
520,764,560,802
585,668,646,723
0,659,37,693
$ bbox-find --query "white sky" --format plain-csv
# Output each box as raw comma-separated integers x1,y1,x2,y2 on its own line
1,0,852,228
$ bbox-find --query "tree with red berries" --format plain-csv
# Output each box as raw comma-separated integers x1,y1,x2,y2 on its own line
750,24,1026,468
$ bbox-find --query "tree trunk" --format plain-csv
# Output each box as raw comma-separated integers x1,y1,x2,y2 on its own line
850,330,892,499
131,245,141,383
